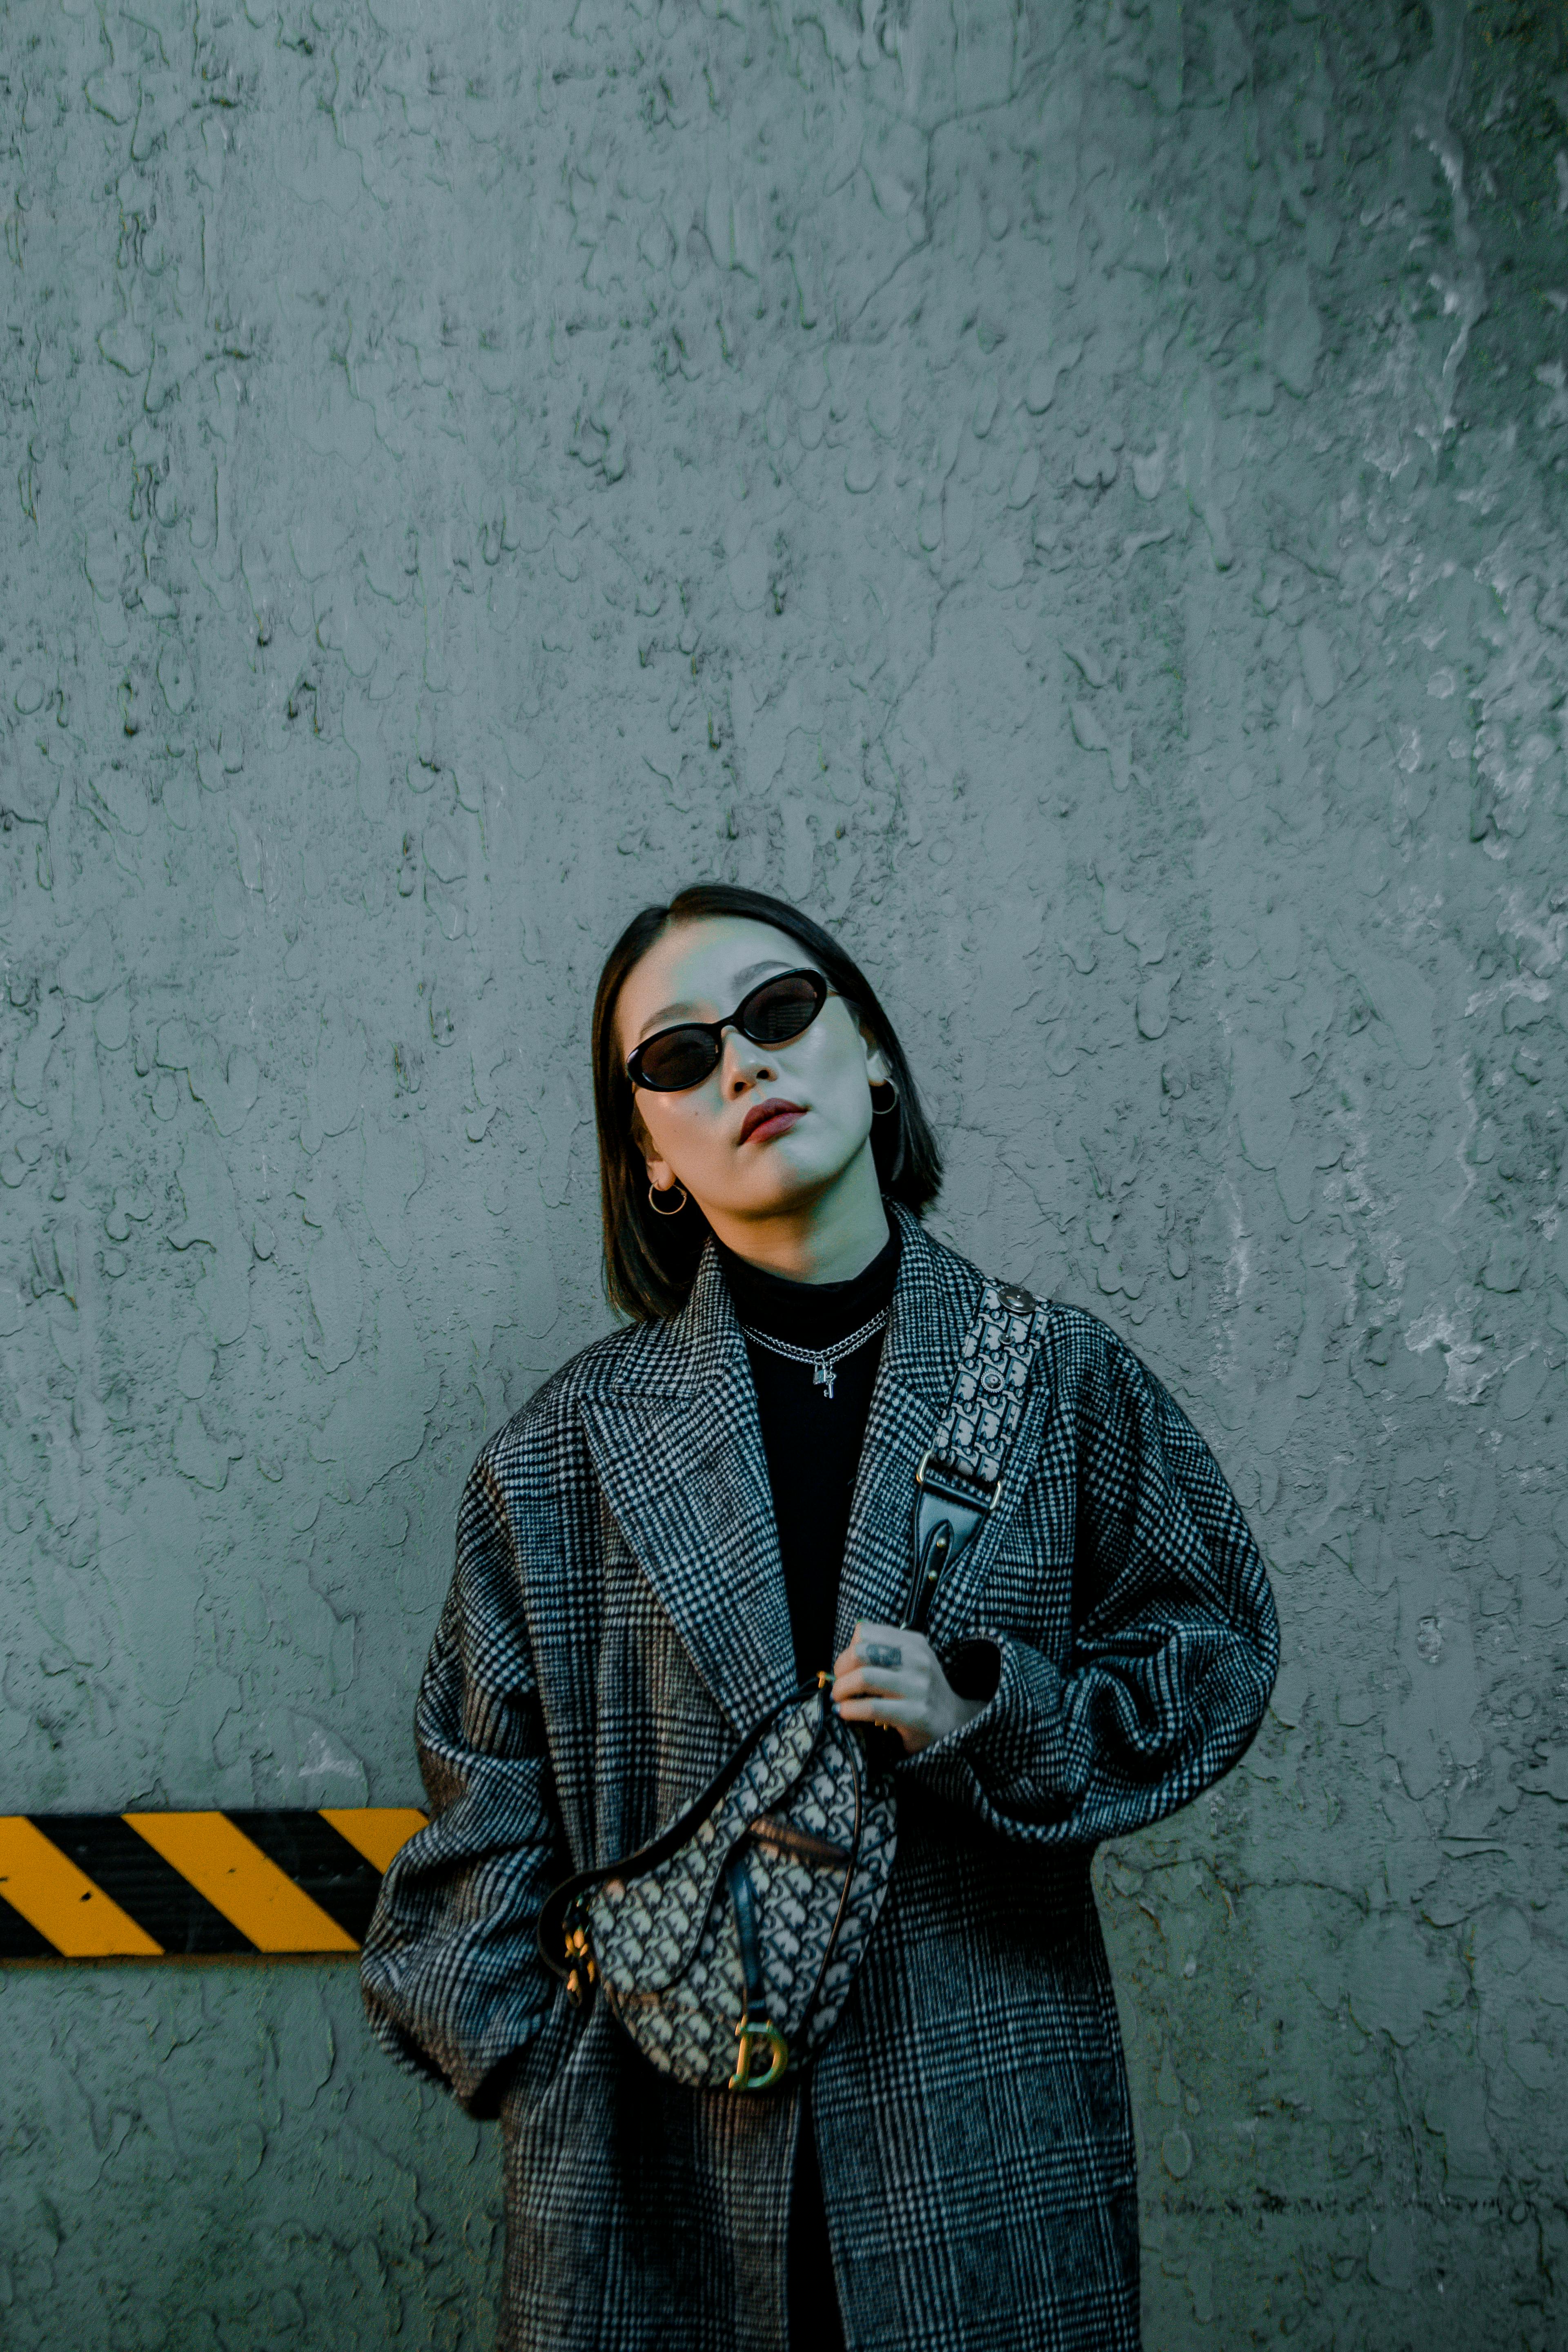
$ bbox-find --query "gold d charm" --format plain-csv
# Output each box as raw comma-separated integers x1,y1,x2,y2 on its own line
728,2018,788,2093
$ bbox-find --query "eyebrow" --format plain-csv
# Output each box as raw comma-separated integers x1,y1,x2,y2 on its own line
637,960,802,1039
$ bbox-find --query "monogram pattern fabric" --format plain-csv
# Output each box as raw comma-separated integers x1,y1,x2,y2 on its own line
590,1696,896,2086
928,1281,1047,1490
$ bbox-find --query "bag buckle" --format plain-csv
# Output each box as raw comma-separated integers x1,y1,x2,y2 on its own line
728,2018,788,2093
914,1450,997,1513
902,1453,995,1632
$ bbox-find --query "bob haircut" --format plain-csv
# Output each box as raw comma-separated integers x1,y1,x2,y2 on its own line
592,883,942,1322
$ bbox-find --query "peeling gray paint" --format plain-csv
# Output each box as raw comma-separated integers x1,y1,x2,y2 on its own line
2,0,1567,2342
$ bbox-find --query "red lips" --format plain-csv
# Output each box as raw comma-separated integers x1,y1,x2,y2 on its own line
739,1098,806,1144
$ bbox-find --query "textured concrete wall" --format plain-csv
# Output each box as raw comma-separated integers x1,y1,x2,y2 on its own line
3,0,1566,2341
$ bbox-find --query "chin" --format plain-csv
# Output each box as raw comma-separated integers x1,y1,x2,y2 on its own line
726,1148,846,1211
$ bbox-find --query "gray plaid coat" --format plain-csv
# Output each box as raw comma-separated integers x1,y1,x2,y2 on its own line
362,1208,1278,2351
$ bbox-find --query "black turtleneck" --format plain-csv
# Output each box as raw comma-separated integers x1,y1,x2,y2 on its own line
716,1223,900,1681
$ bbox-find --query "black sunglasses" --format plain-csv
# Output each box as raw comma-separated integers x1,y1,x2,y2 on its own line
626,969,836,1093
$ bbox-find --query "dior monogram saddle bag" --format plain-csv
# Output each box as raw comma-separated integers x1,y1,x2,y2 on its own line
535,1278,1048,2094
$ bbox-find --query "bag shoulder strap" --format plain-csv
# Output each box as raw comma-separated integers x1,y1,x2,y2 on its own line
899,1278,1050,1633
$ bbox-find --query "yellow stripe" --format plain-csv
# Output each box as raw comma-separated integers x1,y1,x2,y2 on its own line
122,1813,357,1953
320,1806,428,1874
0,1817,162,1957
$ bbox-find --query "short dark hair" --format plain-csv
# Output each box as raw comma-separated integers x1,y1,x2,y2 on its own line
591,883,942,1321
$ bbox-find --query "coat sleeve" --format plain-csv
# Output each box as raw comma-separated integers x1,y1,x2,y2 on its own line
359,1442,566,2117
901,1320,1279,1847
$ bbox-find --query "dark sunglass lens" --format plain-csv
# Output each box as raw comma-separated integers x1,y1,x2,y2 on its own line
744,976,823,1045
636,1029,720,1091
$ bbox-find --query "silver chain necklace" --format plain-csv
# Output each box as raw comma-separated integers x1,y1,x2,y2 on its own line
738,1307,890,1401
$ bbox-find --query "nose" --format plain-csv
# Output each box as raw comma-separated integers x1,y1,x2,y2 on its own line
719,1027,776,1094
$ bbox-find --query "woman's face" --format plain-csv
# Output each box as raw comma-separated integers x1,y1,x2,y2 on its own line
615,916,890,1226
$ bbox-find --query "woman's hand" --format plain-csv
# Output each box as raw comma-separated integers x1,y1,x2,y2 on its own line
831,1621,986,1755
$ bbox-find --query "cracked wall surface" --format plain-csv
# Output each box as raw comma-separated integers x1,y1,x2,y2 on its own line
3,0,1567,2342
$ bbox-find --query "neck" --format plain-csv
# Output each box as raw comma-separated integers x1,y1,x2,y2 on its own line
701,1142,891,1285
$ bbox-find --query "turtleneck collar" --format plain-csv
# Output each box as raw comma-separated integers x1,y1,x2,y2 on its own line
715,1219,900,1348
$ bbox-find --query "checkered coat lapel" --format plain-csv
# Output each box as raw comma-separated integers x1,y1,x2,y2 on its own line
577,1245,798,1738
577,1210,1026,1724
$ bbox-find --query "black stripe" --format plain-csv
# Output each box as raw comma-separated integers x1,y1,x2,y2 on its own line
225,1811,383,1944
30,1817,256,1955
0,1890,56,1959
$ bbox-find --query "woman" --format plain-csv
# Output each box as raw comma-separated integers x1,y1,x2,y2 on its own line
362,882,1278,2351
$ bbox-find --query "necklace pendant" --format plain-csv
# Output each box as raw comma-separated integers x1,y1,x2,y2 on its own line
814,1360,836,1400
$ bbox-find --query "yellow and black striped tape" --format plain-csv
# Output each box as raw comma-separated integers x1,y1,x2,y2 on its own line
0,1810,427,1960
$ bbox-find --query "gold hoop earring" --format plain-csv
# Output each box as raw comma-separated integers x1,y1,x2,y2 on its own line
648,1181,688,1218
871,1078,899,1118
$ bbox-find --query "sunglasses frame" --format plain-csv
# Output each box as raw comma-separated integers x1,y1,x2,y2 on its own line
625,968,836,1093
